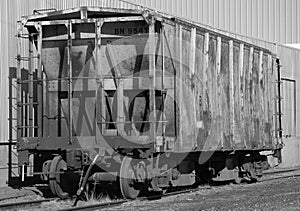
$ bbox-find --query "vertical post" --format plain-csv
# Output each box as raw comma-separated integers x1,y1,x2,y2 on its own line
37,23,43,137
117,75,124,135
161,23,165,138
248,47,254,147
149,20,156,149
17,22,27,181
276,58,282,140
267,55,272,146
67,21,73,144
239,43,246,147
16,22,22,141
189,28,196,75
272,57,278,143
178,25,183,150
189,27,197,147
229,40,234,147
95,19,103,136
203,33,209,119
8,75,13,185
258,51,264,147
28,34,34,137
216,37,222,147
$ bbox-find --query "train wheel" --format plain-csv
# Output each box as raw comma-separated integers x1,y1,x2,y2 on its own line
242,162,258,182
49,156,70,199
119,157,141,199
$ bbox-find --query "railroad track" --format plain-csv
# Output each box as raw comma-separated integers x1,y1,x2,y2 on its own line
259,171,300,183
0,199,52,210
58,187,210,211
58,169,300,211
1,168,299,211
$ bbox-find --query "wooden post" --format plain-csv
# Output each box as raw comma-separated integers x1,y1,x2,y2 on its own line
229,40,234,147
67,21,73,144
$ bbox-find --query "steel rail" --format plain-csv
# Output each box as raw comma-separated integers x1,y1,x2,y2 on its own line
59,200,128,211
0,199,52,209
59,187,210,211
263,167,300,175
258,173,300,183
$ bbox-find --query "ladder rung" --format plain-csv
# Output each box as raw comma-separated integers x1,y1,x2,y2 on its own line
16,56,29,61
16,56,39,61
16,34,29,39
17,102,39,106
272,129,283,132
17,79,42,84
17,126,39,128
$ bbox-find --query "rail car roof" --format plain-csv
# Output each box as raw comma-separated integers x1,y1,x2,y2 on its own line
21,7,146,22
20,7,273,54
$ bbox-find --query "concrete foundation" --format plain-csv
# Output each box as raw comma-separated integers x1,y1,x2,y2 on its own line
0,147,8,186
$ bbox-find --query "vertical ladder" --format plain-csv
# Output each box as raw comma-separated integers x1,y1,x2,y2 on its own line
275,58,283,140
16,30,40,138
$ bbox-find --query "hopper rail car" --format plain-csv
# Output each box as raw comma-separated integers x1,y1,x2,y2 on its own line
9,7,283,199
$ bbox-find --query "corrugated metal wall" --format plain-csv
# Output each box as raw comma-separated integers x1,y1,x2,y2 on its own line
130,0,300,44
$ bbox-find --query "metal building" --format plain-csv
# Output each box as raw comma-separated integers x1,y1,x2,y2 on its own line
0,0,299,185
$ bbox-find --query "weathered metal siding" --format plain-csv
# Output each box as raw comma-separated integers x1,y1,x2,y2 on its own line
130,0,300,44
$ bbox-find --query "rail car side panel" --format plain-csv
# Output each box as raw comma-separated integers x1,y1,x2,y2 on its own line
162,19,277,151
